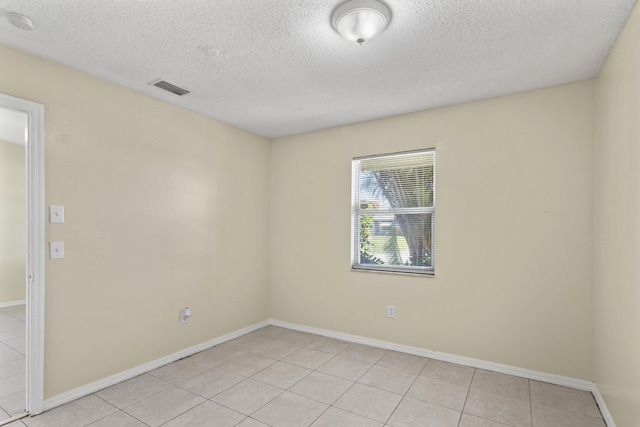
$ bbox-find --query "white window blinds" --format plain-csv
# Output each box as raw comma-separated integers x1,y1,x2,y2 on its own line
352,149,435,274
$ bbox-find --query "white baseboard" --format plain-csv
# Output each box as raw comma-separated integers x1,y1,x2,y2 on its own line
270,319,616,426
0,300,26,308
592,385,616,427
41,317,615,427
269,319,593,391
42,320,270,411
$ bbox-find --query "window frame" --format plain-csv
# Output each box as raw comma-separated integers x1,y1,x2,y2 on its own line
351,148,435,276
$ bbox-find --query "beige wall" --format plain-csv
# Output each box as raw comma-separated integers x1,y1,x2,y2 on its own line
0,44,271,398
271,81,595,380
0,139,26,303
594,1,640,425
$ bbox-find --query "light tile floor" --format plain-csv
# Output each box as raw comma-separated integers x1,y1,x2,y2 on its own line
0,305,27,421
10,326,605,427
0,305,26,423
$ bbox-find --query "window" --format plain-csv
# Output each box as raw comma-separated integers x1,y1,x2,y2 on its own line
352,149,435,275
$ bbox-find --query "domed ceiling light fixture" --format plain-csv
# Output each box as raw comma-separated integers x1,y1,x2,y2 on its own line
6,12,34,31
332,0,391,45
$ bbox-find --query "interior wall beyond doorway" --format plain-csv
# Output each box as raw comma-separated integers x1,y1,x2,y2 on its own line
0,139,26,304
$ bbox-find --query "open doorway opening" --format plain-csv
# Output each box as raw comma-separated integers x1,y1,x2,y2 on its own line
0,93,44,422
0,106,27,421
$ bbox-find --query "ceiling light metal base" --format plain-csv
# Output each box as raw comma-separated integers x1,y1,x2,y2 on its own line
332,0,391,45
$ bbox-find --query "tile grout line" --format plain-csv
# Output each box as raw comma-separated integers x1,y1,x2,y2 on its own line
80,394,134,427
459,366,478,425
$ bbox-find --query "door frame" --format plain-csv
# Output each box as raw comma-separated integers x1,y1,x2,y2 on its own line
0,93,45,415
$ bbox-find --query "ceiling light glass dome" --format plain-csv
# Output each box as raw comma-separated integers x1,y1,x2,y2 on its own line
332,0,391,45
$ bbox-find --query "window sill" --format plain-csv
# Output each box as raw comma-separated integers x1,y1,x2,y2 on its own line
351,266,435,277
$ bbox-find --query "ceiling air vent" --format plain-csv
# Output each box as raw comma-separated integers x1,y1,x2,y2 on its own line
149,79,190,96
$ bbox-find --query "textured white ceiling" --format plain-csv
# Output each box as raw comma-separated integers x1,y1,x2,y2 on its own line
0,1,636,138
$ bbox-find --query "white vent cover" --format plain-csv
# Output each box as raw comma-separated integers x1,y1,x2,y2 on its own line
149,79,190,96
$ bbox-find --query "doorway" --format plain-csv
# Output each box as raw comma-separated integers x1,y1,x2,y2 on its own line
0,106,27,421
0,93,44,421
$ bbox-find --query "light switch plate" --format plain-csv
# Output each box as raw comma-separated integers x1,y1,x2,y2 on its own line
50,205,64,223
49,241,64,259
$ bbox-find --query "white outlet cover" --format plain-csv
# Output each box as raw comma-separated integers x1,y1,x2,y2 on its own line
50,205,64,223
180,307,191,324
387,305,395,318
49,241,64,259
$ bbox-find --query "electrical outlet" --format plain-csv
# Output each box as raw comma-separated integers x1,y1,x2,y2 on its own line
180,307,191,324
387,305,395,318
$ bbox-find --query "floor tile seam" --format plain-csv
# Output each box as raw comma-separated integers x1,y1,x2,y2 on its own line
302,401,332,427
0,328,21,333
460,367,478,419
147,367,211,388
261,358,314,373
529,391,600,408
462,399,532,426
397,365,424,399
453,405,463,427
304,354,362,389
375,360,427,376
470,374,532,401
250,348,300,360
462,406,522,427
278,358,321,371
463,413,514,426
240,384,287,419
186,360,236,375
216,359,278,379
0,370,26,382
0,309,20,317
0,327,22,332
467,383,533,404
303,339,351,355
320,355,377,384
379,390,406,425
311,362,371,384
155,398,231,427
239,416,265,426
0,392,25,403
334,353,377,369
82,394,129,427
348,353,387,365
331,397,392,425
105,381,185,412
310,352,340,373
417,369,474,389
530,401,606,420
0,337,26,349
248,364,313,390
171,373,246,401
0,359,26,371
339,344,389,362
370,361,425,383
400,392,468,414
0,337,22,344
282,384,331,406
356,370,416,397
304,346,347,356
320,373,362,411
